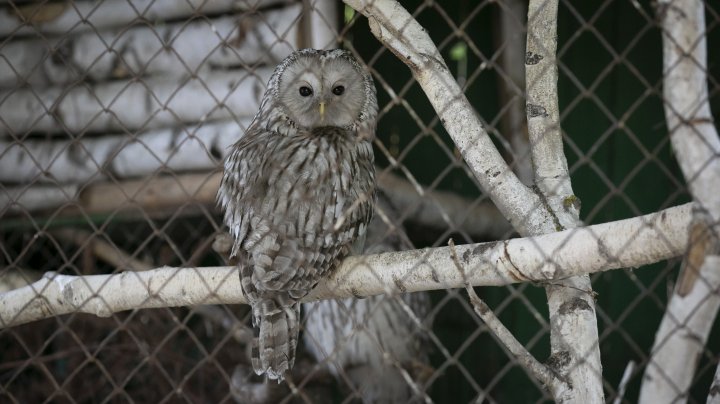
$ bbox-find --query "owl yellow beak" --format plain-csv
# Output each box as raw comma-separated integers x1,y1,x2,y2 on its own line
319,102,326,121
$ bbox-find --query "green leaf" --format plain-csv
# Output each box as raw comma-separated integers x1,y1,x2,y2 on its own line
344,5,355,23
449,41,467,61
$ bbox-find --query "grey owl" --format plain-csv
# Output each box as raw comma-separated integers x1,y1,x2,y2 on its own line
218,49,377,381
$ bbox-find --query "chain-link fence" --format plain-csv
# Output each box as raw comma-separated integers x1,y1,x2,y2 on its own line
1,0,719,402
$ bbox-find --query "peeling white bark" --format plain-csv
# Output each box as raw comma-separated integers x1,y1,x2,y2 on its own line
640,258,720,403
0,203,692,328
525,0,573,202
0,119,250,183
525,0,602,401
0,6,300,87
0,0,287,37
657,0,720,220
0,69,270,136
639,1,720,402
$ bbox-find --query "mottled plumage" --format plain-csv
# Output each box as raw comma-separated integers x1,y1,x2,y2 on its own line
218,49,377,381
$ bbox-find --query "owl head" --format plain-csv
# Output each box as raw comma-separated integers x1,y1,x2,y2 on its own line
263,49,377,132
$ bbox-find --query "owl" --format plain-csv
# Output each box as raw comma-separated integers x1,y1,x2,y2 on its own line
218,49,377,382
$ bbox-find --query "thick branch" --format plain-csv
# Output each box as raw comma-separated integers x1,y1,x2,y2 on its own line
657,0,720,218
525,0,572,200
640,257,720,403
525,0,602,401
0,203,691,328
640,1,720,402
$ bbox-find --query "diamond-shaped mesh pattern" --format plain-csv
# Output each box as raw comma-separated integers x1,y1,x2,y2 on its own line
1,0,719,402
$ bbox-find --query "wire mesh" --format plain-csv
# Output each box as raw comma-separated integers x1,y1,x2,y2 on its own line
1,0,719,403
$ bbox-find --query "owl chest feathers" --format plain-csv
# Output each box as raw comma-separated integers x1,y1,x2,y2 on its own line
221,126,375,265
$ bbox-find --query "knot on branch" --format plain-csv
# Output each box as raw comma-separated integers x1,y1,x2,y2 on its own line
525,51,543,65
526,103,548,118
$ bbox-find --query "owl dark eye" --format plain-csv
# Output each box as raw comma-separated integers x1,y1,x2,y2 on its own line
332,85,345,96
299,86,313,97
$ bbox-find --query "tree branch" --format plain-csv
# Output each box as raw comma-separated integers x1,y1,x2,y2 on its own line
640,1,720,402
0,203,691,328
525,0,602,401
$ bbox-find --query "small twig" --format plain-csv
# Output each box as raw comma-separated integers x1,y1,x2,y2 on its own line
613,360,636,404
448,239,568,394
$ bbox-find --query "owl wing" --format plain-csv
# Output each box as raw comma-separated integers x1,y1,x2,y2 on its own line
218,126,273,259
219,130,325,297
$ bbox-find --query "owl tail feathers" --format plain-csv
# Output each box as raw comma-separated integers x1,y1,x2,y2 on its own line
251,303,300,382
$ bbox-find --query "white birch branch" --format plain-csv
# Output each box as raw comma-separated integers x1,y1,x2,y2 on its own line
639,1,720,402
640,257,720,404
0,69,269,136
525,0,574,203
0,0,287,37
0,119,251,184
0,202,692,329
656,0,720,220
525,0,602,401
0,6,300,87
